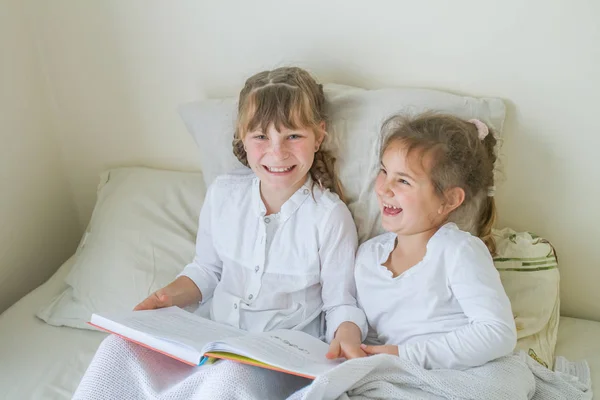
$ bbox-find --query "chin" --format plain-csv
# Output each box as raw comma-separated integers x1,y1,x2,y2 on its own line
264,174,300,188
380,219,397,233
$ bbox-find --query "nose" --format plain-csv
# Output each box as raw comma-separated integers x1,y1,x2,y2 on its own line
376,179,393,198
270,139,289,159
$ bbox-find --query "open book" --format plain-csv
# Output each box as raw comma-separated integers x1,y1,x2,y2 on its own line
89,306,343,379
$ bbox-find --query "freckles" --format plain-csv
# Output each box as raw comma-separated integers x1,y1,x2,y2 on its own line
290,141,310,151
244,149,262,166
284,143,312,159
245,143,266,156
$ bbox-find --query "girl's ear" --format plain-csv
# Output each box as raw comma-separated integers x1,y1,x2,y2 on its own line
315,121,326,150
438,187,465,216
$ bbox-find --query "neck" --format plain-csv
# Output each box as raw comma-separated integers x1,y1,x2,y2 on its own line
393,224,441,257
260,176,308,214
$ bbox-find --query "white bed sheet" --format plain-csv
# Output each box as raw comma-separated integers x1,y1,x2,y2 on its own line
0,257,598,399
0,257,107,399
556,316,600,395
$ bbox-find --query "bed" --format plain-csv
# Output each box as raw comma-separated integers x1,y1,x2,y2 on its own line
0,257,105,399
0,255,597,399
1,84,597,398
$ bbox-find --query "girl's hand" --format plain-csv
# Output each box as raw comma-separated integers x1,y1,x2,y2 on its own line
134,276,202,311
326,322,367,360
360,344,399,356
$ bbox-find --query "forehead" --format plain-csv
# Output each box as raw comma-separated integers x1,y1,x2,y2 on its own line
382,140,435,177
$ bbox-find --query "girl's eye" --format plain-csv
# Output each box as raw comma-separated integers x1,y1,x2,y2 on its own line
288,134,301,140
398,179,410,186
379,168,387,175
254,134,267,140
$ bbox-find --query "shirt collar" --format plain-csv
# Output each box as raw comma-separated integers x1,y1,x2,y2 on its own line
381,222,458,267
252,175,314,222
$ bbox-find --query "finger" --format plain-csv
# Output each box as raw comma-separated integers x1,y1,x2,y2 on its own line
344,346,368,359
133,297,156,311
326,340,341,359
134,293,161,311
360,344,382,355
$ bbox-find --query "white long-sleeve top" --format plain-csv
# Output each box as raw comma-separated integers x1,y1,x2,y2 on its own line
179,169,367,343
355,223,517,370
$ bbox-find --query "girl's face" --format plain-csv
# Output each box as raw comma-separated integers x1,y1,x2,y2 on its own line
375,141,448,236
243,123,324,194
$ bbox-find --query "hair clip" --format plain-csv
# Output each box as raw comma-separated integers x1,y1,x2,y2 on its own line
487,185,496,197
468,119,489,140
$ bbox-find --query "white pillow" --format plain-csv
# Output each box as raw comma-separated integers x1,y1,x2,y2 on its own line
178,83,506,242
39,84,506,330
37,167,206,330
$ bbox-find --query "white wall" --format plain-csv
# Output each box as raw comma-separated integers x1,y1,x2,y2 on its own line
0,0,80,313
28,0,600,321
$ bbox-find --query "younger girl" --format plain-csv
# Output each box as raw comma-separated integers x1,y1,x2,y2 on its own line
357,113,517,370
74,67,366,399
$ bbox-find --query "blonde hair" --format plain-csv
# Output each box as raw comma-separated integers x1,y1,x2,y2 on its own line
381,113,498,255
232,67,345,201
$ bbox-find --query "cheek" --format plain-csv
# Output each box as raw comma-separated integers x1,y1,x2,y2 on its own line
243,143,266,162
291,142,316,161
423,188,443,207
374,175,385,193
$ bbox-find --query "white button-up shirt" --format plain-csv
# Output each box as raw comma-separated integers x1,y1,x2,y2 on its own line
180,169,367,342
356,223,517,370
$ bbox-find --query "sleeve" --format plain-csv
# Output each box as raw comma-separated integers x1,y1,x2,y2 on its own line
398,237,517,370
319,203,368,343
177,183,223,304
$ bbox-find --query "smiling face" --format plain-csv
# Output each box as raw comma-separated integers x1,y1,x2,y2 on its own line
233,68,328,201
375,140,449,236
243,123,323,194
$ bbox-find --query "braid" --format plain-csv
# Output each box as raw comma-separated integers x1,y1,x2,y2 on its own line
310,148,345,203
232,136,249,167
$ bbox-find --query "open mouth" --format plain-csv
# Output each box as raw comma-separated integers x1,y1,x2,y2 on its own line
263,165,296,174
382,202,402,216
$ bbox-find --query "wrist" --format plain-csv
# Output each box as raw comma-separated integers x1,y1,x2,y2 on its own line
335,322,361,340
170,276,203,306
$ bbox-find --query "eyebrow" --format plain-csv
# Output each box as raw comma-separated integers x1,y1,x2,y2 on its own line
380,162,415,181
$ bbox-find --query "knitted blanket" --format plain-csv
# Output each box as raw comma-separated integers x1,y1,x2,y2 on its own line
74,335,592,400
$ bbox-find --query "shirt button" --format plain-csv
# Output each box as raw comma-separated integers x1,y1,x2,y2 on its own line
264,217,270,224
303,189,309,195
255,265,260,272
233,303,238,309
248,294,254,300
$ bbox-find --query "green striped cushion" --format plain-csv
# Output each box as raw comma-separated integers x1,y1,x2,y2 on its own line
492,228,560,369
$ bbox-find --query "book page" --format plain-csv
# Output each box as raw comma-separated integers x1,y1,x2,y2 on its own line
91,306,246,355
205,329,343,377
